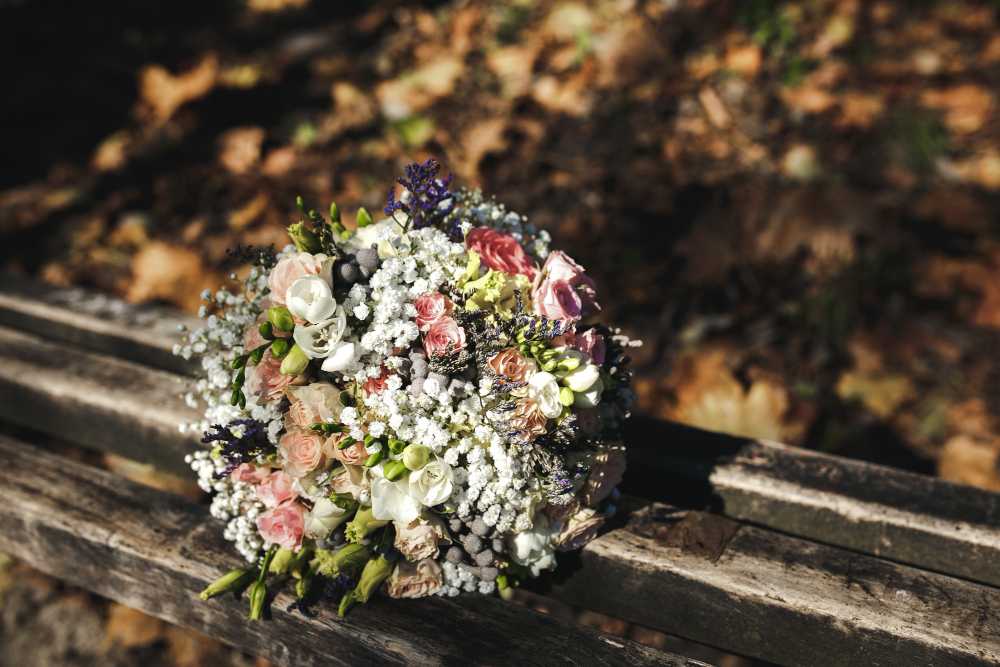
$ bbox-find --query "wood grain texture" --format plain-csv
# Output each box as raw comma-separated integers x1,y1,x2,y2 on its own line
627,418,1000,588
0,436,696,667
4,273,1000,589
0,273,199,375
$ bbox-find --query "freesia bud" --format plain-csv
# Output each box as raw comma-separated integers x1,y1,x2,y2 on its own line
268,547,296,575
269,338,290,358
329,201,341,223
312,542,371,578
287,221,322,253
401,444,430,471
559,386,575,406
199,568,254,600
339,555,393,616
383,460,409,481
356,207,373,228
247,580,268,620
280,344,310,375
267,306,295,332
344,508,389,543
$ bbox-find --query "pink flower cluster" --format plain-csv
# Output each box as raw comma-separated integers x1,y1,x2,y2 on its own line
415,293,466,359
532,251,599,322
232,465,306,551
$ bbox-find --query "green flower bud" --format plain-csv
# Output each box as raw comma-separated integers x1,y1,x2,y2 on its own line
339,390,355,407
268,547,296,575
387,438,406,455
312,542,371,578
383,460,409,481
247,580,268,620
267,306,295,332
559,386,575,406
230,388,241,406
337,435,356,450
339,555,393,616
287,221,322,253
363,449,384,467
496,574,514,601
249,346,266,365
329,201,341,223
355,206,373,228
258,321,274,340
328,492,359,512
401,444,430,471
269,338,290,358
344,508,388,543
231,355,247,370
199,567,254,600
280,344,310,376
557,355,581,372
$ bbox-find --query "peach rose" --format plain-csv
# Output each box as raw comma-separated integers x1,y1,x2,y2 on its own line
423,317,466,358
230,463,270,485
465,227,537,278
333,438,369,466
256,470,297,508
552,507,606,551
267,252,330,306
279,430,325,477
329,463,369,497
385,559,443,599
413,292,454,331
487,348,532,383
284,383,342,431
580,447,626,507
245,353,298,402
510,398,548,442
256,502,306,551
394,516,450,561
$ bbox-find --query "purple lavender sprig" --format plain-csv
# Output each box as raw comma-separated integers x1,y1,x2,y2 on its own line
384,159,454,232
202,418,274,478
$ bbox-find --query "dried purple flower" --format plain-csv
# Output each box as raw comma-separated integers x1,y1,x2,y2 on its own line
384,159,454,231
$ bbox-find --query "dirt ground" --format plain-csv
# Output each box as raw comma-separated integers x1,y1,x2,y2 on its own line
2,0,999,663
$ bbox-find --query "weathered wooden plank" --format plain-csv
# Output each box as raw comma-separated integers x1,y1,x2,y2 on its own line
0,435,697,667
0,324,199,476
0,273,199,375
626,418,1000,588
3,277,1000,592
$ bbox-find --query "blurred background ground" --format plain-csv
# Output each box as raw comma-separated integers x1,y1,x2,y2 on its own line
1,0,998,663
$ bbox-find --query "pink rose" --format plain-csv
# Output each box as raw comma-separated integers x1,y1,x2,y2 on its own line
465,227,537,278
423,317,466,358
230,463,269,485
245,353,298,402
256,470,297,508
332,436,369,466
560,328,606,365
413,292,454,331
580,448,626,507
532,251,599,321
279,430,325,477
363,367,391,396
267,252,329,305
256,502,306,551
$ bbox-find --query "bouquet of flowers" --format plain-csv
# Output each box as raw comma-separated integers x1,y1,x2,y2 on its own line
177,159,638,618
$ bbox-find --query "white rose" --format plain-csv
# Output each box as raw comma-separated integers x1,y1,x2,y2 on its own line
321,341,356,372
507,512,557,576
563,361,600,392
574,376,604,408
286,275,337,323
304,497,350,538
408,458,453,507
370,475,421,524
293,308,347,359
527,371,562,419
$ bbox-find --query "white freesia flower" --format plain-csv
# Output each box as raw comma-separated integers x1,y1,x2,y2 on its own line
304,498,350,538
507,513,557,576
408,457,454,507
286,275,337,323
293,308,347,359
574,375,604,408
321,341,356,373
562,359,600,393
371,475,421,524
527,371,562,419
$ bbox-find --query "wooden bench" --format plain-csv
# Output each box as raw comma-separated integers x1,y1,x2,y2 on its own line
1,273,999,665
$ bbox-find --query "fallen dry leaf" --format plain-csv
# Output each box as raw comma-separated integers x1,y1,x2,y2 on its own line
139,54,218,125
455,117,508,182
103,604,164,650
218,126,265,175
376,57,464,120
126,241,219,312
938,435,1000,491
921,84,993,134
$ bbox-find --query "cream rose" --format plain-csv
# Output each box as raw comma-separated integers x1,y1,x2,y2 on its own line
386,559,443,598
527,371,562,419
408,458,454,507
394,515,450,561
507,512,557,576
552,507,606,551
279,430,325,478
